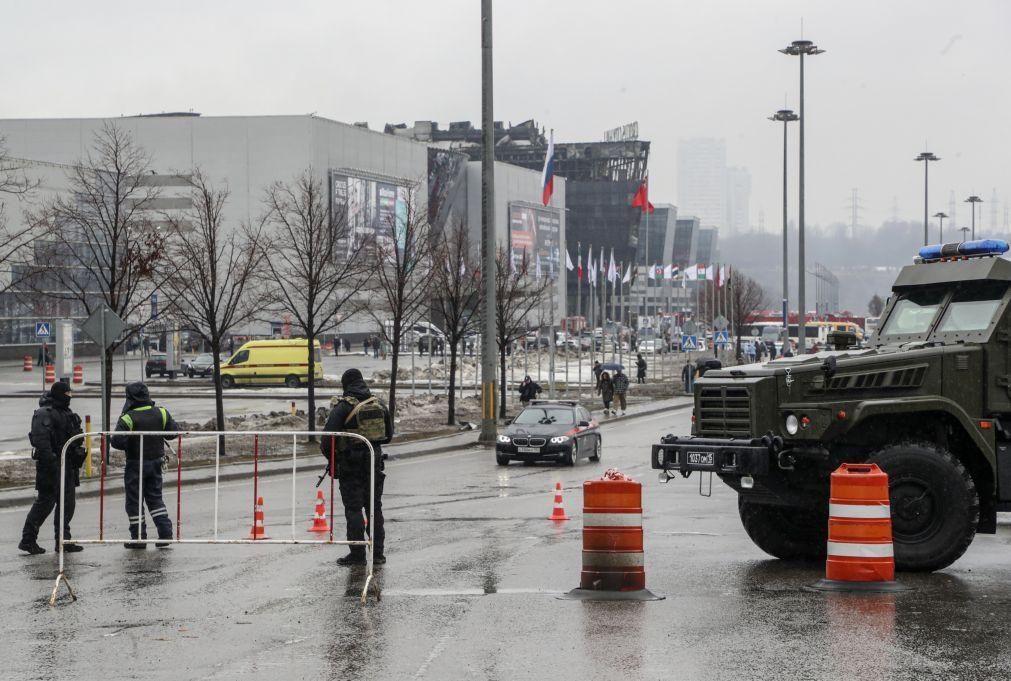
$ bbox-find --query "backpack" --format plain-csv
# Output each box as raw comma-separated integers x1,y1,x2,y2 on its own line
340,396,390,444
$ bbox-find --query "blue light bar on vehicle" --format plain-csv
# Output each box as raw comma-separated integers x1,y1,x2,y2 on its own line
918,239,1010,262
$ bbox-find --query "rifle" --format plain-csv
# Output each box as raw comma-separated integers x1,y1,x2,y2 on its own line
316,462,331,488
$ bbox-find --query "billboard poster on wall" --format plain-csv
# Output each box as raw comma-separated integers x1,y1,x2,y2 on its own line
509,203,561,277
330,171,412,257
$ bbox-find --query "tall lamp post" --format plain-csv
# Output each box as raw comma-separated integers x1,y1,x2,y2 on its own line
914,152,940,246
770,109,799,328
780,39,824,353
965,195,983,240
959,226,971,243
933,211,948,243
479,0,498,443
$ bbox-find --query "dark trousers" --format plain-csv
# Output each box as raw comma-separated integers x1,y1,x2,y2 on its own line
22,464,76,545
616,392,627,410
338,468,385,557
124,459,172,540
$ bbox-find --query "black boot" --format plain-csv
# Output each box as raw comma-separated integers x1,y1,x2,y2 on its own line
336,553,366,566
18,540,45,555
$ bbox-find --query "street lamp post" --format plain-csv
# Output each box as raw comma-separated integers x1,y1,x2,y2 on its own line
780,40,824,353
933,211,948,243
959,226,971,243
769,109,799,329
479,0,498,444
965,195,983,240
914,152,940,246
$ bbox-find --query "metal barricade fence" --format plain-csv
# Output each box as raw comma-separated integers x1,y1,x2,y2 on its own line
49,429,378,606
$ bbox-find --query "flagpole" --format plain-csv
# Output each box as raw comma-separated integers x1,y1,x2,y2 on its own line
576,243,582,396
548,271,556,398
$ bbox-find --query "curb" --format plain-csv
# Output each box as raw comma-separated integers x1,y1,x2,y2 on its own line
0,398,691,509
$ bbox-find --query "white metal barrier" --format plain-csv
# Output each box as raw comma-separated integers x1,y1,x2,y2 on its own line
49,429,378,606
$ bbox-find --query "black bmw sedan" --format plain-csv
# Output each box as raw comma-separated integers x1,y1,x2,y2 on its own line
495,400,601,467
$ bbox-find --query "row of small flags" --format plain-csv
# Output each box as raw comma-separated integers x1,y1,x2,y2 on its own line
562,245,731,288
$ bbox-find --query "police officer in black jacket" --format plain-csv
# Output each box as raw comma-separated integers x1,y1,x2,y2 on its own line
19,382,85,555
110,383,178,549
321,369,393,566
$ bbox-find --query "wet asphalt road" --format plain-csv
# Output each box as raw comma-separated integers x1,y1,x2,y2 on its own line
2,409,1011,680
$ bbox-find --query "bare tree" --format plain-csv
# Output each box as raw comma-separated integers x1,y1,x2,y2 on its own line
729,269,768,359
431,218,480,425
0,139,39,295
259,170,370,436
494,247,552,418
27,123,168,430
369,192,434,417
159,170,264,451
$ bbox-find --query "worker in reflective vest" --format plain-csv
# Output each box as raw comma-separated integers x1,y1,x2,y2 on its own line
110,383,178,549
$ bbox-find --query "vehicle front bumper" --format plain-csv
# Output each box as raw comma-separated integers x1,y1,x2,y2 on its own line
497,442,573,461
650,435,775,476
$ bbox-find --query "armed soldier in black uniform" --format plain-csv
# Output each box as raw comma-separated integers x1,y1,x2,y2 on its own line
19,382,85,555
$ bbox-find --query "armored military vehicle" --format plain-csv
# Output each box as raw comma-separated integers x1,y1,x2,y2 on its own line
652,239,1011,571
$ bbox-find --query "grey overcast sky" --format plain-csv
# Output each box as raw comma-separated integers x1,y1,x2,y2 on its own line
2,0,1008,233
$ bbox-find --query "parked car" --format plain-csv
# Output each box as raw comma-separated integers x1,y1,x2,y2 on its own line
219,339,323,389
186,353,215,378
495,400,601,467
145,352,177,379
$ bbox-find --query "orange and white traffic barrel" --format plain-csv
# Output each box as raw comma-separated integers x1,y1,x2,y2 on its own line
23,355,32,372
72,365,84,385
561,468,663,601
811,463,909,592
44,364,56,384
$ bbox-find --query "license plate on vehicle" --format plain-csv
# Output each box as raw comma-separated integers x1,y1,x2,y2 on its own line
687,451,715,466
517,446,541,453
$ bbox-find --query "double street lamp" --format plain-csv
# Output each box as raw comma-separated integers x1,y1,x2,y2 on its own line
769,109,799,329
779,40,824,353
914,152,940,246
933,212,948,242
965,195,983,240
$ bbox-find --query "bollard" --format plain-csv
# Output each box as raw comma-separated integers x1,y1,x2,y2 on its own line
84,415,92,478
809,463,910,592
560,469,663,601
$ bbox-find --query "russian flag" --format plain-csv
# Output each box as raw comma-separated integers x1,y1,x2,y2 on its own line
541,130,555,206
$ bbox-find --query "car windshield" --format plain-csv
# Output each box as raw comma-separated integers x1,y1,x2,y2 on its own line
879,288,946,337
196,354,212,361
513,408,574,426
935,282,1007,333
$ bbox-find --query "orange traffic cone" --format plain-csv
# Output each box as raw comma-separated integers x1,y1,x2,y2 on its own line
247,496,269,539
308,490,330,533
548,482,570,521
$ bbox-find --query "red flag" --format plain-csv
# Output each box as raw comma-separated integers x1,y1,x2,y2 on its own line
631,179,655,214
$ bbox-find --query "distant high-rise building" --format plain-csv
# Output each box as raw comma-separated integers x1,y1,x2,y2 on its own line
677,138,726,230
695,227,720,265
725,166,751,232
673,217,700,270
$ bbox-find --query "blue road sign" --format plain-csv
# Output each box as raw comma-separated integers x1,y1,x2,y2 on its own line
681,335,698,351
35,322,51,338
714,330,729,345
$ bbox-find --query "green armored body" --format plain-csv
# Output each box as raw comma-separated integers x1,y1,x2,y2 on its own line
652,240,1011,571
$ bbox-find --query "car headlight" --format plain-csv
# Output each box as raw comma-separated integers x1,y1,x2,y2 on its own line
550,436,570,444
497,435,511,444
784,414,799,436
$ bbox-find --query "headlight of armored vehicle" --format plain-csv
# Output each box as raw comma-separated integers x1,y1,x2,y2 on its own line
785,414,799,436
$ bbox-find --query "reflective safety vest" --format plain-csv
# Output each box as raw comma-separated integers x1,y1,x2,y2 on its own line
120,405,169,431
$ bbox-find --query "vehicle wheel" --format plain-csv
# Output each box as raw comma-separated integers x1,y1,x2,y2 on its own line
145,370,152,379
220,375,235,389
187,369,194,378
563,446,576,467
285,375,300,389
496,454,509,466
738,497,827,561
869,441,978,572
589,436,601,462
169,371,177,380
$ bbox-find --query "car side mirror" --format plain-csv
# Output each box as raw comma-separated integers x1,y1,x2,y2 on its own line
504,418,512,425
578,420,590,428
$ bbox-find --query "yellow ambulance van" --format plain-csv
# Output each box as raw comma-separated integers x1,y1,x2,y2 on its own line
219,339,323,389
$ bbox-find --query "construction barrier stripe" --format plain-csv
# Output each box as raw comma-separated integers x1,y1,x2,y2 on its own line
829,503,891,519
583,512,643,527
826,541,894,558
581,551,645,568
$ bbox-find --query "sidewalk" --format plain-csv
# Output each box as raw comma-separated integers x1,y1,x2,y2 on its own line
0,394,692,508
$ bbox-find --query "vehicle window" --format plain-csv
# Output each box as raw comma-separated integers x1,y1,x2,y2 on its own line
229,349,249,364
879,288,947,337
578,407,591,423
314,349,321,362
936,282,1007,333
513,408,575,425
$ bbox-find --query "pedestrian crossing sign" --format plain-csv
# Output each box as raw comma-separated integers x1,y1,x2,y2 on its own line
714,330,729,345
681,335,698,351
35,322,51,338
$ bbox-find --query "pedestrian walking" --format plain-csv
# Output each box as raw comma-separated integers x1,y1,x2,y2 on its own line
321,369,393,566
636,353,647,384
592,361,603,390
612,367,630,416
517,375,542,407
110,383,178,549
364,337,371,356
681,362,694,395
19,382,86,555
598,371,615,415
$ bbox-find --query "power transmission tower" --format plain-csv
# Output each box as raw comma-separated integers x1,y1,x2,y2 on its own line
844,188,864,238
